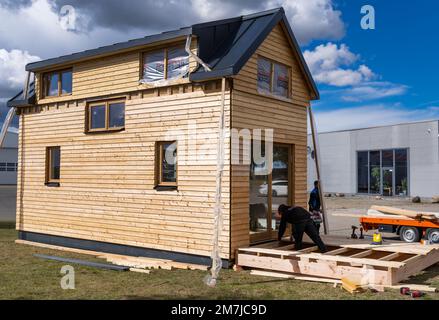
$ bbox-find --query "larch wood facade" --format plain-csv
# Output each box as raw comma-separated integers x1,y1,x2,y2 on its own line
14,11,317,266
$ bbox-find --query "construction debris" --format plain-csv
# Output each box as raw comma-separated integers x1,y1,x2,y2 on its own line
412,196,421,203
341,277,364,294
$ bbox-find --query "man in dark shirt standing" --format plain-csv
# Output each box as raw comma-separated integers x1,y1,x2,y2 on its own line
308,180,323,233
276,204,327,253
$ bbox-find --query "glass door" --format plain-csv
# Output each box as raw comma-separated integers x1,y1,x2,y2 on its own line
382,168,394,196
249,143,293,243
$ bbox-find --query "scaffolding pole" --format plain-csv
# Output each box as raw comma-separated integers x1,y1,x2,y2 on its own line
308,104,329,235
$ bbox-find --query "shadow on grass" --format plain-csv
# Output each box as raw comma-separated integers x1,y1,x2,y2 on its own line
0,221,14,229
400,264,439,286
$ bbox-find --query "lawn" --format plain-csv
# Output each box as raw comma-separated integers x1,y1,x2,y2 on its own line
1,228,438,300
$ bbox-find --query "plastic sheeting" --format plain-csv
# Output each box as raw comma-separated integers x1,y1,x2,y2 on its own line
142,50,165,83
167,47,189,80
140,47,189,84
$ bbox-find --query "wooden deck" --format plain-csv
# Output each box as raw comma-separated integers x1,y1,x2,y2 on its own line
236,236,439,286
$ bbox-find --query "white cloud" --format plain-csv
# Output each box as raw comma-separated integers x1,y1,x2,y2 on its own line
304,43,376,87
340,82,408,102
267,0,345,44
313,105,439,133
0,49,40,92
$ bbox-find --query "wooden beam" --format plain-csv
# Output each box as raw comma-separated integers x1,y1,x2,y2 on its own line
379,252,400,261
325,247,350,256
349,250,373,259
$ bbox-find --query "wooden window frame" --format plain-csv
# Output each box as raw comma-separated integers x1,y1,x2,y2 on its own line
45,146,61,186
257,55,292,99
155,141,178,189
86,99,126,133
141,45,188,82
42,69,73,98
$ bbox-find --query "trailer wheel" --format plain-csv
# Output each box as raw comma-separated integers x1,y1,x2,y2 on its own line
400,226,420,243
426,228,439,244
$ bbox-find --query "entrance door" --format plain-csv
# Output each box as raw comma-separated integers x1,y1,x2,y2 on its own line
249,143,294,243
382,168,394,196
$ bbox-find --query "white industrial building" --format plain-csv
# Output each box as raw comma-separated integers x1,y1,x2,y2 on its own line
0,129,18,185
308,120,439,198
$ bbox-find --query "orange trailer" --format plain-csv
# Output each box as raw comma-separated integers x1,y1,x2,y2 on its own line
360,216,439,243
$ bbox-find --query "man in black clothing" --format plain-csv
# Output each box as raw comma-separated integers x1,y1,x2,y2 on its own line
308,180,323,233
276,204,327,253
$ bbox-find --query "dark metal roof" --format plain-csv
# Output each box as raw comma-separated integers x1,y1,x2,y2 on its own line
26,27,192,72
7,82,35,108
190,8,319,99
23,7,318,100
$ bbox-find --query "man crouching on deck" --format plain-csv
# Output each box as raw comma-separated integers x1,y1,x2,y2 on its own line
276,204,327,253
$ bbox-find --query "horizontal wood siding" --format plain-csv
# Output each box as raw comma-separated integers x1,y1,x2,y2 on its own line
230,22,311,256
35,38,198,105
17,82,232,259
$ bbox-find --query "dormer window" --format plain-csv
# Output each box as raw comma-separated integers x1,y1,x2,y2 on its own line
141,46,189,84
42,69,72,97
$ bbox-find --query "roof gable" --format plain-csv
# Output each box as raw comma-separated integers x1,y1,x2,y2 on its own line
190,8,319,99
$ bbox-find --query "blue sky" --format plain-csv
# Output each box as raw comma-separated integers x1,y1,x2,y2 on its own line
306,0,439,130
0,0,438,132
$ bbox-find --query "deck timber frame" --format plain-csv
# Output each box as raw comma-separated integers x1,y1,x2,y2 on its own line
236,240,439,286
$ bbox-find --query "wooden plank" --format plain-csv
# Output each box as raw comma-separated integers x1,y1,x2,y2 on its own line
298,253,405,268
379,252,400,261
325,247,350,256
349,250,374,259
237,253,390,285
370,205,438,220
250,270,342,284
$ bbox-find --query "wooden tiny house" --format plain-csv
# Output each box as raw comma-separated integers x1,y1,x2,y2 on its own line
8,8,318,267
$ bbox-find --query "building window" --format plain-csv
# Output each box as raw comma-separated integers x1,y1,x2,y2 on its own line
87,99,125,132
42,69,72,97
357,149,409,196
257,57,290,98
141,46,189,83
0,162,18,172
357,151,368,193
395,149,408,196
46,147,61,185
155,141,177,188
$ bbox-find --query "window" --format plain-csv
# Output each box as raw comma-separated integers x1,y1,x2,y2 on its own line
395,149,408,196
46,147,61,184
357,149,409,196
42,69,72,97
87,100,125,132
0,162,17,172
141,46,189,83
155,141,177,188
257,57,290,98
357,151,368,193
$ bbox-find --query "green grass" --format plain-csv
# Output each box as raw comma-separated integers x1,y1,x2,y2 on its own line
0,228,438,300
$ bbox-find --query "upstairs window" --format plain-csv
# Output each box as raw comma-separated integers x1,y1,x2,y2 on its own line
141,46,189,84
87,99,125,133
257,57,290,98
155,141,177,188
42,69,72,97
46,147,61,185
